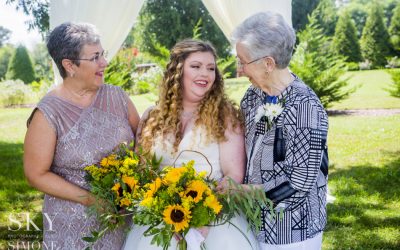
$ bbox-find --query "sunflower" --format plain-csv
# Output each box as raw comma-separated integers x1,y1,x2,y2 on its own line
120,197,132,207
184,180,208,203
111,182,122,196
204,194,222,214
122,175,139,192
163,167,187,184
144,177,162,197
163,204,191,232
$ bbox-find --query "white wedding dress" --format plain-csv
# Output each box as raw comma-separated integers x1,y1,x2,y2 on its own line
123,125,260,250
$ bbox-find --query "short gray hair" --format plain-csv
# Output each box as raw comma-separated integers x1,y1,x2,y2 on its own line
232,11,296,69
46,22,101,78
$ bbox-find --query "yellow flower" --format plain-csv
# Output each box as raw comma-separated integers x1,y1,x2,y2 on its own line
163,204,191,232
180,197,192,210
122,175,139,191
197,171,207,178
140,197,153,207
184,180,208,203
100,157,110,167
163,167,187,184
123,157,138,168
144,177,162,197
204,194,222,214
120,197,132,207
111,183,121,196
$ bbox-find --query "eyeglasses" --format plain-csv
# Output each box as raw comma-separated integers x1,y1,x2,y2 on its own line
237,55,269,69
71,50,108,63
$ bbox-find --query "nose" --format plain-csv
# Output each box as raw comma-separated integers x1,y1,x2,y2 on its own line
237,65,245,77
200,66,209,76
99,56,108,67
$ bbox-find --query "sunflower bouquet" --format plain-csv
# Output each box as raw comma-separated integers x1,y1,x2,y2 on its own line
82,142,161,244
132,159,223,249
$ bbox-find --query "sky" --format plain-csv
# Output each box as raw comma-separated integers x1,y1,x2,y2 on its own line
0,1,43,51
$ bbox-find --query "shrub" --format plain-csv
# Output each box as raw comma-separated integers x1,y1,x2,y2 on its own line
131,66,163,95
386,56,400,68
346,62,359,71
359,60,372,70
387,69,400,97
0,80,36,107
290,13,354,108
104,49,135,91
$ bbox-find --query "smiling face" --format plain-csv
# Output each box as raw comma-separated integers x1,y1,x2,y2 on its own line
236,42,267,89
181,51,216,104
74,43,108,87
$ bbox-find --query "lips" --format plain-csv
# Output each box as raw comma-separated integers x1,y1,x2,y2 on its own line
194,80,208,87
95,71,104,77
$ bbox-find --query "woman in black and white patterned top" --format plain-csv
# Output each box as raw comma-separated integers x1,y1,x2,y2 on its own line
230,12,329,250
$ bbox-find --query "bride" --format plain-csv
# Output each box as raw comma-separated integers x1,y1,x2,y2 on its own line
123,39,259,250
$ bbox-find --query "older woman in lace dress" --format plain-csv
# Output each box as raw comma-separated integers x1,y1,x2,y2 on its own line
23,22,140,249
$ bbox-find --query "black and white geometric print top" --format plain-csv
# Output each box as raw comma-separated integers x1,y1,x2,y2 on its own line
240,74,329,244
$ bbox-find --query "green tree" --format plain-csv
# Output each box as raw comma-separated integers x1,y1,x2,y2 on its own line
332,11,362,62
346,3,368,38
0,26,11,47
313,0,338,36
132,0,230,58
290,13,352,108
6,45,36,84
389,2,400,53
6,0,49,35
292,0,321,32
0,45,14,80
31,43,52,81
360,2,392,68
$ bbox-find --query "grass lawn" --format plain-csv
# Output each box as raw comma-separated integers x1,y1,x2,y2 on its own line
324,114,400,249
0,108,43,247
331,70,400,110
224,70,400,110
0,69,399,248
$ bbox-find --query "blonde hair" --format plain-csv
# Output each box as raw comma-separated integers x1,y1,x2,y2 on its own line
139,39,243,154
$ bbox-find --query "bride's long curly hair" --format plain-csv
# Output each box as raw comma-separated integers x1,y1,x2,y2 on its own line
139,39,243,154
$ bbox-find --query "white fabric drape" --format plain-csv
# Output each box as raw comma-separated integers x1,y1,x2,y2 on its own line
49,0,144,84
201,0,292,39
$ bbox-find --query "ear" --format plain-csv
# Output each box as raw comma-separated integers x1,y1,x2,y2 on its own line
263,57,276,72
61,59,75,76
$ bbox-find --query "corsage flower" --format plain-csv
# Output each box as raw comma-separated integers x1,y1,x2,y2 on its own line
255,101,284,130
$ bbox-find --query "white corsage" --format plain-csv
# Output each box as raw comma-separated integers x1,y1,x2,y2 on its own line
255,102,284,130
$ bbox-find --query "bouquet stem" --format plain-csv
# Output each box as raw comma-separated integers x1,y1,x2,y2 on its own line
178,239,187,250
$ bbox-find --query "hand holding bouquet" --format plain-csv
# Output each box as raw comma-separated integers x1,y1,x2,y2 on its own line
133,160,222,249
82,142,161,244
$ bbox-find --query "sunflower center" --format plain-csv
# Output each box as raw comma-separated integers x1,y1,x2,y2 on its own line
171,209,184,223
187,190,198,199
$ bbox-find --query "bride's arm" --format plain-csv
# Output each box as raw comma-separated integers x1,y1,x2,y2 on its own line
219,124,245,184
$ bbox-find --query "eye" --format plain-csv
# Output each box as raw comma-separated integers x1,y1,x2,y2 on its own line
208,67,215,71
91,54,100,62
191,65,200,69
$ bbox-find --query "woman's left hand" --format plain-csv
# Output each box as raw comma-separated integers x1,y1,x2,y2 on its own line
216,176,238,194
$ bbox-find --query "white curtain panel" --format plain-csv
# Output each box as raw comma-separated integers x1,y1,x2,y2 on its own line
201,0,292,40
49,0,144,83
